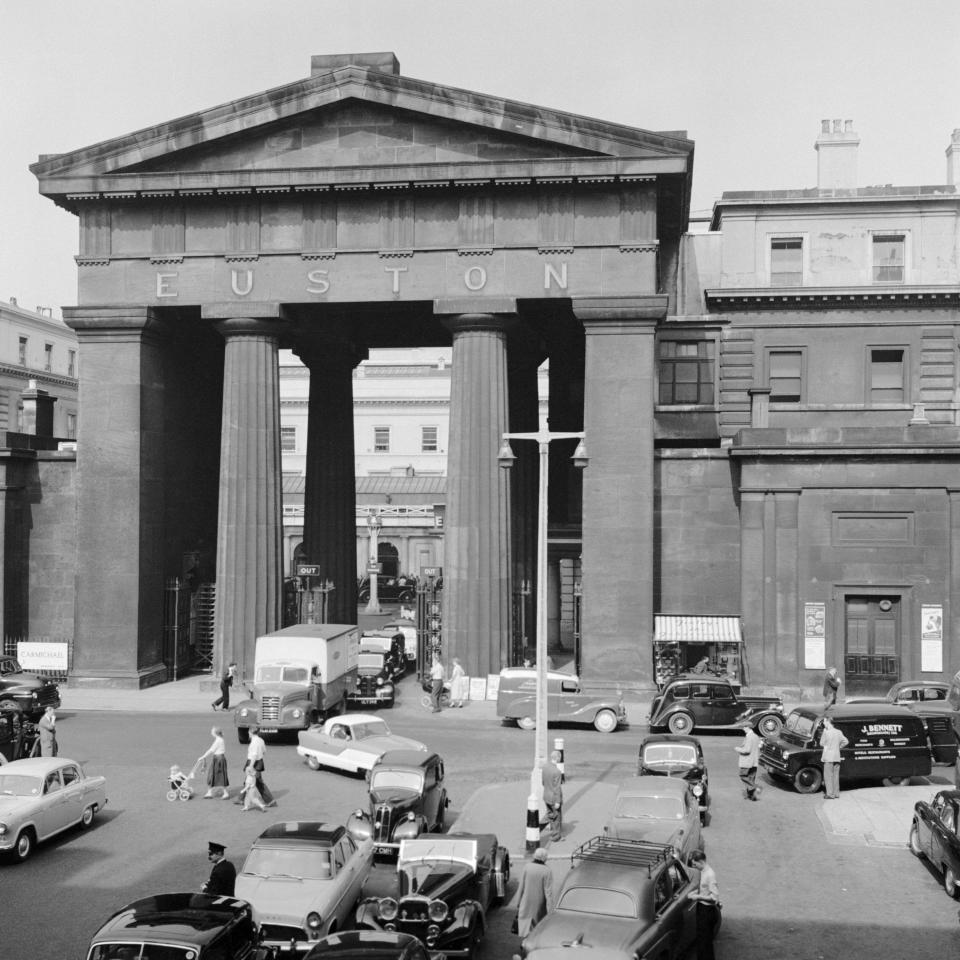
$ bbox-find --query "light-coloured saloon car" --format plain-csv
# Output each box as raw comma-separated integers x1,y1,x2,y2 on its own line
0,756,107,862
296,714,427,774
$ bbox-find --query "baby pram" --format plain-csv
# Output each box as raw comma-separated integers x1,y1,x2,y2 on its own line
166,759,203,801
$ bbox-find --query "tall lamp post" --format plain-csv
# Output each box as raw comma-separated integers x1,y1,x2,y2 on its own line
498,429,588,804
365,512,382,615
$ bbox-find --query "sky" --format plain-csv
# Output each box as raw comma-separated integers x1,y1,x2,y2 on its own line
2,0,959,319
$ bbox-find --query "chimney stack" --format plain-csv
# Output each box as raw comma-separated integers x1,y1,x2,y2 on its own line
947,129,960,187
21,379,56,438
815,119,859,191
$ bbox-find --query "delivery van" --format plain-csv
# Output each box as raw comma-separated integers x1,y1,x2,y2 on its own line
233,623,359,742
759,703,950,793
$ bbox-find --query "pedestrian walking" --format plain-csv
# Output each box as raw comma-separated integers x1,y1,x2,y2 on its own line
688,849,721,960
429,655,445,713
450,657,467,708
820,715,849,799
197,726,230,799
823,666,841,708
541,751,563,840
515,847,553,937
735,721,762,800
244,726,276,807
212,662,238,711
37,705,58,757
201,841,236,896
240,766,268,812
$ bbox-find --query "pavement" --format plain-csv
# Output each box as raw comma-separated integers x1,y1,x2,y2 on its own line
58,673,941,859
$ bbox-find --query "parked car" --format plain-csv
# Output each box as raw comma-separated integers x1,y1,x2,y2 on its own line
0,656,61,719
236,820,375,951
360,632,407,681
520,836,710,960
0,706,39,764
359,577,416,605
496,668,627,734
383,618,418,663
356,833,510,958
348,642,401,709
637,734,709,825
603,777,703,862
0,757,107,862
297,715,427,775
347,750,449,857
910,789,960,898
760,703,953,794
647,677,784,738
305,931,430,960
847,680,950,705
85,893,271,960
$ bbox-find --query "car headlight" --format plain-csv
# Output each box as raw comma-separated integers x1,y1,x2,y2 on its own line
238,707,249,717
428,901,448,923
0,823,7,835
377,677,384,686
692,783,704,797
306,912,322,931
291,708,302,719
379,898,398,921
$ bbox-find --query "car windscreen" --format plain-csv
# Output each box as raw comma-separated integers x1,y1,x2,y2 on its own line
242,847,332,880
784,711,817,737
558,886,637,918
256,665,309,683
0,774,42,797
0,658,22,675
613,795,684,820
371,770,422,793
88,945,197,960
643,743,698,766
359,653,386,670
400,862,472,897
353,720,390,739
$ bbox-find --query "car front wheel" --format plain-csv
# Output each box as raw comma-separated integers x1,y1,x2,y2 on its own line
80,805,96,829
758,715,783,739
909,822,924,858
516,716,536,731
593,709,618,734
13,829,35,862
237,727,250,745
667,712,694,735
946,866,960,899
794,766,823,794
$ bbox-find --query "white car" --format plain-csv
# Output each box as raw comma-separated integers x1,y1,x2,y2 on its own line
0,757,107,862
296,714,427,774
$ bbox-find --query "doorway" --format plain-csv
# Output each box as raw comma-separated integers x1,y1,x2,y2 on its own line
844,596,900,697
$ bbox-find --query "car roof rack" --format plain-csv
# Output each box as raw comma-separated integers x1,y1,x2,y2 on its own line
570,836,673,877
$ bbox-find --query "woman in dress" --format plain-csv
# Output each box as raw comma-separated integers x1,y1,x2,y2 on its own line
450,657,467,708
198,726,230,799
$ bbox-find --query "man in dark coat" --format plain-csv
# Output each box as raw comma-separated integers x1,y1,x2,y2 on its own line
212,662,237,711
541,751,563,841
202,841,236,897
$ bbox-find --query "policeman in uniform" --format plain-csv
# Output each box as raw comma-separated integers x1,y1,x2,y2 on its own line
202,840,236,897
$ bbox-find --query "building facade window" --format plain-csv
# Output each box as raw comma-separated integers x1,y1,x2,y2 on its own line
870,348,905,404
280,425,297,452
67,350,76,378
872,235,905,282
770,237,803,286
373,426,390,452
768,349,803,402
421,425,438,452
18,337,27,366
44,343,53,372
657,339,715,405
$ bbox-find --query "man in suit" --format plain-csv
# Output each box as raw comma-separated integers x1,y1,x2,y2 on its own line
202,841,236,897
541,751,563,841
212,662,238,711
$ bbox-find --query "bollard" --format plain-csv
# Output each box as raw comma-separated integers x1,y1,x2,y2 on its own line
526,794,540,854
554,737,565,783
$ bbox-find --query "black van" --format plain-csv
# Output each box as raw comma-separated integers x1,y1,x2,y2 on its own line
759,703,954,794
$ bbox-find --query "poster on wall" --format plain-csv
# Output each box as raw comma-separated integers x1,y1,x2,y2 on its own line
803,602,826,670
921,604,944,673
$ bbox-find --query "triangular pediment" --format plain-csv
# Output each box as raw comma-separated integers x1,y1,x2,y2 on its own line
32,59,693,190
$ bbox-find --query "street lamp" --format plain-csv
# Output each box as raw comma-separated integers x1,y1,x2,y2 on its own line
365,512,382,614
498,429,588,805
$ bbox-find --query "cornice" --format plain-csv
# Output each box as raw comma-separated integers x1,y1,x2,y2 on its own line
705,285,960,312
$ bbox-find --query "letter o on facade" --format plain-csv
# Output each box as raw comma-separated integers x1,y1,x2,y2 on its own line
463,266,487,291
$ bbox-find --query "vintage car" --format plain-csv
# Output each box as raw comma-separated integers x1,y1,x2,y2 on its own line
356,833,510,959
520,836,710,960
359,577,417,605
603,776,703,862
910,789,960,898
637,734,710,826
0,706,39,764
847,680,950,705
496,668,627,734
647,677,784,738
305,931,431,960
383,618,418,663
347,750,449,857
348,640,403,708
0,656,61,719
236,820,375,952
361,631,407,681
297,715,427,775
0,756,108,862
85,893,271,960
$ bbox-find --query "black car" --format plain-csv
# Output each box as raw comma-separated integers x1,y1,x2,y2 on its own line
85,892,271,960
647,677,784,738
910,789,960,898
637,733,710,825
356,832,510,959
348,651,397,708
305,931,430,960
0,656,61,719
347,751,449,857
0,706,39,763
361,632,408,682
359,577,416,605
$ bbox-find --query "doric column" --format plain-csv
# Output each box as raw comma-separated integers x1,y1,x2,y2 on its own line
62,306,170,687
206,306,286,682
436,297,515,678
774,490,800,680
574,296,666,689
295,337,366,624
739,490,767,683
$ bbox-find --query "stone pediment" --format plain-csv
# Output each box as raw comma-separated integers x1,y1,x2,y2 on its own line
32,55,693,203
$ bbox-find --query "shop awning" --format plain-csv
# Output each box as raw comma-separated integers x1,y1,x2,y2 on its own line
654,615,742,643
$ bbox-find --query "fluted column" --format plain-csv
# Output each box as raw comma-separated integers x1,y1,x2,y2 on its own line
437,298,515,678
296,338,366,624
213,314,285,681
